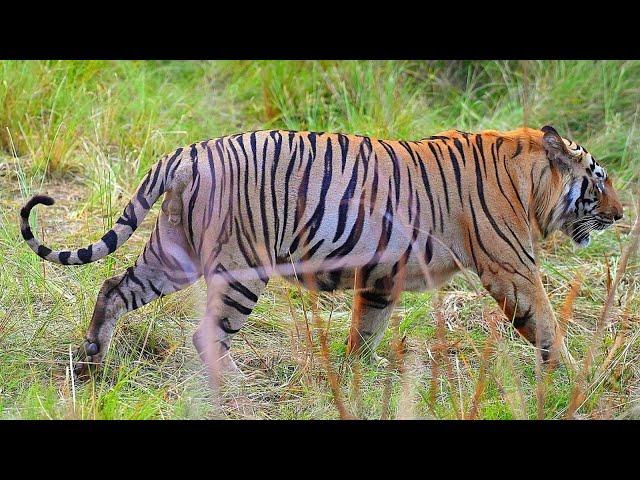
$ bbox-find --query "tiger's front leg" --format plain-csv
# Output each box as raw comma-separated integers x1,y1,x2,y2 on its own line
482,269,559,364
345,269,403,367
346,288,398,366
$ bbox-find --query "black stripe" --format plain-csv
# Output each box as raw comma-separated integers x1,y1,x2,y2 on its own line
407,166,414,222
378,140,401,206
360,290,392,309
576,176,589,210
287,130,295,150
219,317,241,334
163,148,184,183
214,264,259,303
369,153,379,215
297,134,306,169
447,145,463,204
226,141,256,246
25,195,54,214
292,139,313,233
222,295,253,315
512,139,523,158
428,135,449,141
453,138,467,167
308,131,317,158
213,140,227,229
334,153,359,241
425,233,433,264
399,141,418,167
475,135,488,178
203,143,219,234
250,132,259,188
59,251,71,264
492,144,519,217
226,142,244,255
416,151,437,232
467,229,480,275
237,138,257,240
77,245,93,263
358,137,373,186
148,281,163,297
361,192,394,282
304,239,325,259
226,141,236,246
136,171,151,209
504,222,536,265
112,286,129,310
326,188,367,260
230,134,251,239
495,137,504,162
269,131,282,258
116,202,138,230
502,155,527,215
234,217,268,282
147,161,163,194
21,227,33,241
279,139,299,251
428,142,450,215
126,267,147,292
337,133,349,173
186,155,200,249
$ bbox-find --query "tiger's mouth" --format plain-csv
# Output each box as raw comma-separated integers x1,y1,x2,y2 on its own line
569,216,614,247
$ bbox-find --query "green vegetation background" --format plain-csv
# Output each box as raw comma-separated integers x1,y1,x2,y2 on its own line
0,60,638,419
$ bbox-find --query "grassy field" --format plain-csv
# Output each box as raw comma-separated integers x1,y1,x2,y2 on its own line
1,60,639,419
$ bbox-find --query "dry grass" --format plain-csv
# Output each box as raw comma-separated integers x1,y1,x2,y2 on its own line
1,60,639,419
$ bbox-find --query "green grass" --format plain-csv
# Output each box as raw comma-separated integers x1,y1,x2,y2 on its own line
1,60,639,419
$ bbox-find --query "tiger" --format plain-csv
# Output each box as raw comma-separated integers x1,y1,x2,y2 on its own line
20,125,623,381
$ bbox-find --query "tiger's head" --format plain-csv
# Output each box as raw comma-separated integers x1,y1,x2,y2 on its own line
541,125,623,247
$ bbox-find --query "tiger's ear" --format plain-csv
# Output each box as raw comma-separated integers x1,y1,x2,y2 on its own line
541,125,573,171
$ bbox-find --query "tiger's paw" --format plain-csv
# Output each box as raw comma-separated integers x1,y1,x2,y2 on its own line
217,355,247,380
73,339,101,379
539,340,566,372
207,354,247,390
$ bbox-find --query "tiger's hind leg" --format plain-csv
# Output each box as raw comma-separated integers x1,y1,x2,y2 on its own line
192,265,267,385
74,213,201,377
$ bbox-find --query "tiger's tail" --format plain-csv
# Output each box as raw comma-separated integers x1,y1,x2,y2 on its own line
20,148,185,265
